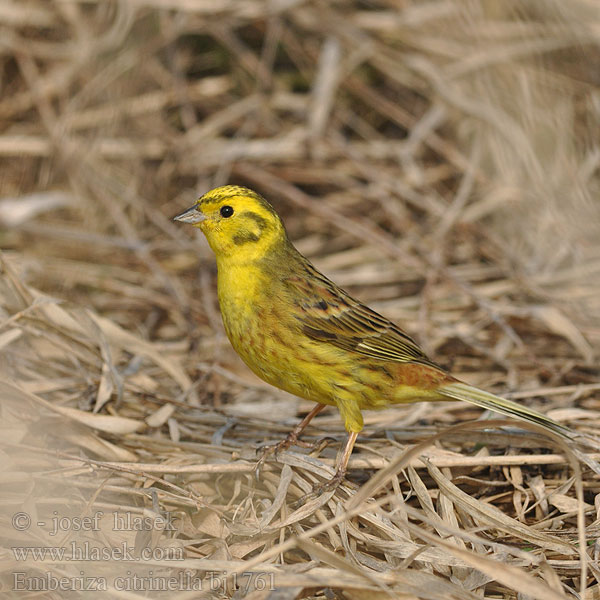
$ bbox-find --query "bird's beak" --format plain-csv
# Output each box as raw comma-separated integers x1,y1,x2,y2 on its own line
173,205,206,224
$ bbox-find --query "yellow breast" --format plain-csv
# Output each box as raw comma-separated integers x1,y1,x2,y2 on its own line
216,259,341,406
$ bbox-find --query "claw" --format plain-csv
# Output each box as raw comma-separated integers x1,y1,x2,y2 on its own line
309,436,335,455
293,471,346,507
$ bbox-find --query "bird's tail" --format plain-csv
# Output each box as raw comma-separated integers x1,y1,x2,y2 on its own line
437,381,572,438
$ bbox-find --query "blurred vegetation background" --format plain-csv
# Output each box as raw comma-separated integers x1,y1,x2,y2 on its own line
2,1,598,345
1,1,599,598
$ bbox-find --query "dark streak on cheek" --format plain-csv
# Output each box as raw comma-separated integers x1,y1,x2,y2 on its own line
231,210,270,246
244,211,269,229
233,231,261,245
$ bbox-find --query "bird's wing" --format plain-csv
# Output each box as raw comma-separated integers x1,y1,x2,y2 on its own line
284,264,439,367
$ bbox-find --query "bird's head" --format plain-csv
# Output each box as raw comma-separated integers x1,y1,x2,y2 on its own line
174,185,287,260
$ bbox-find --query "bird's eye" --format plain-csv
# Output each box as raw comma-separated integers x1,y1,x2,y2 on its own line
220,205,234,218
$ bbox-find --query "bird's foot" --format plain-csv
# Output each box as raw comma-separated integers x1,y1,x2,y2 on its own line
293,469,347,508
255,435,334,481
259,432,307,459
258,432,331,462
255,432,306,477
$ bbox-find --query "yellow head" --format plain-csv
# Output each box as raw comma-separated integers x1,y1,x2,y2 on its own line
174,185,287,260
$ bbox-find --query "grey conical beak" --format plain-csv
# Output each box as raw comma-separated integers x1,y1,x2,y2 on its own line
173,205,205,224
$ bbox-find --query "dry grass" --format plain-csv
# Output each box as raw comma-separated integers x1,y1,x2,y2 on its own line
1,1,599,598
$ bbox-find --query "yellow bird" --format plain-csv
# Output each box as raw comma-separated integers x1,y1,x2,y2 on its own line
175,185,570,491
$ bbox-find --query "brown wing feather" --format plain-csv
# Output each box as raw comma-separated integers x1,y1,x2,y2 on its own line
285,261,441,368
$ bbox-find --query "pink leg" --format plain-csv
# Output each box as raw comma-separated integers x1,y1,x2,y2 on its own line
261,403,326,457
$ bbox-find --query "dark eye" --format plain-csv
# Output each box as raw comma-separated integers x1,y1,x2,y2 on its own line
220,205,234,218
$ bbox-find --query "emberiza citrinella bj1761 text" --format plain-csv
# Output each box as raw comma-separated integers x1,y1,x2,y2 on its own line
175,185,569,491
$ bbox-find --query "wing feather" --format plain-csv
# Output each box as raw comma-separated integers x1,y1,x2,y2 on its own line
285,262,439,368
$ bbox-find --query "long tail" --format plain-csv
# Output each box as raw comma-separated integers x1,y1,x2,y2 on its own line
437,381,572,438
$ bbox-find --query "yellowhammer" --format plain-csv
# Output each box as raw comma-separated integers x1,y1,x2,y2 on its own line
175,185,569,491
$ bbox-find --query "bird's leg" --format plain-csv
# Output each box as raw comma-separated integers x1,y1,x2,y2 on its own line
320,430,359,491
294,431,359,506
259,403,326,460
